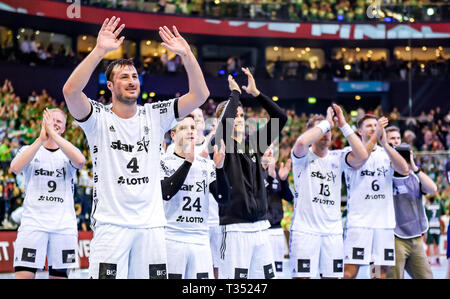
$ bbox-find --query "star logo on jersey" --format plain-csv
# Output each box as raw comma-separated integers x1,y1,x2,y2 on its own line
176,216,185,222
109,125,116,133
196,180,207,194
377,166,389,177
144,126,150,135
137,137,149,153
326,171,337,183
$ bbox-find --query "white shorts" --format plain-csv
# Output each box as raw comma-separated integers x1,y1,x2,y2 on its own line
209,225,221,268
268,227,287,275
88,225,167,279
344,227,395,266
166,239,214,279
13,230,78,270
218,228,275,279
289,230,344,278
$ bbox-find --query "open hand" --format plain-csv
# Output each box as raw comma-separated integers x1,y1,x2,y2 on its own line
159,26,191,58
278,159,292,181
213,140,226,169
241,67,260,97
96,16,126,56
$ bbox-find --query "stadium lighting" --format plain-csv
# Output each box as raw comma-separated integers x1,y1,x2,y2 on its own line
341,48,346,52
384,17,392,23
142,92,148,100
301,50,306,55
99,90,105,95
273,46,279,51
422,46,427,51
218,69,226,75
355,47,361,52
290,47,295,52
308,97,317,104
149,92,156,97
82,35,87,41
438,46,443,51
146,40,151,46
272,96,279,102
35,31,40,35
344,64,351,70
337,14,344,21
350,110,358,117
214,0,220,4
232,72,237,77
305,47,311,52
427,8,435,16
355,95,361,101
405,46,411,52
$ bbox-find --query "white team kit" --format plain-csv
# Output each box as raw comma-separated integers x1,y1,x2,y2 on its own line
289,147,351,278
76,97,178,279
13,146,79,271
343,145,396,266
160,153,216,279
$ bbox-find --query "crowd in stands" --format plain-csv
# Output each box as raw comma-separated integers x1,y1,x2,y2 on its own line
56,0,450,23
0,78,449,232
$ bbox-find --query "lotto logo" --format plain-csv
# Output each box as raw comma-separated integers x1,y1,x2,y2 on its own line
297,259,310,273
263,264,275,279
117,176,149,185
384,249,395,261
333,259,343,273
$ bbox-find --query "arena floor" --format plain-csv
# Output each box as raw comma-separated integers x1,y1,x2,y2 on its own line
0,257,447,279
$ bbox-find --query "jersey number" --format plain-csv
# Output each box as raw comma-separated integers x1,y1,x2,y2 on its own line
127,157,139,173
371,180,380,191
48,180,57,193
182,197,202,212
319,183,330,196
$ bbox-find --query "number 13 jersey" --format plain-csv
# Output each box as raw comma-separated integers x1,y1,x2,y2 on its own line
290,148,351,235
344,146,395,229
76,98,178,229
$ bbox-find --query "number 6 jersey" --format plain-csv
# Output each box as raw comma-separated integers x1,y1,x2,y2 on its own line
17,146,77,234
76,98,178,229
343,145,395,229
290,148,351,235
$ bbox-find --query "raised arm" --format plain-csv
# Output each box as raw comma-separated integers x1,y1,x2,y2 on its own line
43,109,86,169
292,107,334,158
332,104,368,168
10,121,47,175
161,141,194,200
410,151,437,194
209,140,230,204
242,67,287,154
63,17,125,120
379,128,410,175
159,26,209,118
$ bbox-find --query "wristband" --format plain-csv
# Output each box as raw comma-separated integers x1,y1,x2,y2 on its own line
315,120,331,134
339,123,354,138
414,168,421,175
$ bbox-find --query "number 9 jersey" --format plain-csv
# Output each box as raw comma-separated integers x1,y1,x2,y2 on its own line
16,146,78,235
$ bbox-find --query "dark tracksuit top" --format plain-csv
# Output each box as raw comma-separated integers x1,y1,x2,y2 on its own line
211,90,288,225
263,167,294,229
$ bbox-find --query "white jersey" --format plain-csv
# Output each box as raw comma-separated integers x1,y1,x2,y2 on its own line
166,140,220,227
290,148,350,235
18,146,77,234
160,153,216,245
76,98,178,229
344,146,395,229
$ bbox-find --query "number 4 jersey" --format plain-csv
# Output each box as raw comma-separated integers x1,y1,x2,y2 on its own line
17,146,77,234
290,148,351,235
160,153,216,245
76,98,178,229
344,145,395,229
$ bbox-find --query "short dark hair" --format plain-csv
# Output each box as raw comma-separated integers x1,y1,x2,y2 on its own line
356,114,377,128
105,58,135,82
306,114,325,130
385,126,400,134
